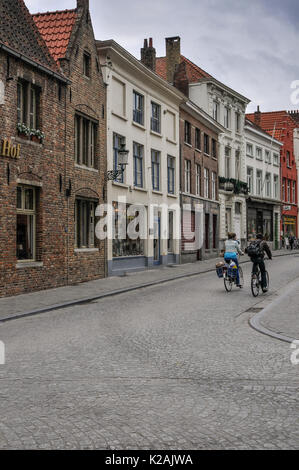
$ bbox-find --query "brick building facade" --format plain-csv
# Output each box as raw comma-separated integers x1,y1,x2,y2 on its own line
0,0,106,298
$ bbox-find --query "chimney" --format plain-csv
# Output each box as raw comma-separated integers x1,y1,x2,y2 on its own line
173,61,189,97
166,36,181,84
77,0,89,10
141,38,156,72
254,105,261,126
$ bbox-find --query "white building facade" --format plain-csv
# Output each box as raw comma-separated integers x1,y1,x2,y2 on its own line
189,78,250,249
97,41,183,275
244,118,282,250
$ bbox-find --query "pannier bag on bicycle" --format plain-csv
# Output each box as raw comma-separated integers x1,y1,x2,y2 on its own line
216,261,225,278
228,261,238,278
246,241,263,257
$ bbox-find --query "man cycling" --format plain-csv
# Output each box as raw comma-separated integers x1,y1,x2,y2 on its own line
246,233,272,292
224,232,244,288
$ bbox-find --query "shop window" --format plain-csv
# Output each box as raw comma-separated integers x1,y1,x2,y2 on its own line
17,186,36,261
113,202,145,258
75,199,96,248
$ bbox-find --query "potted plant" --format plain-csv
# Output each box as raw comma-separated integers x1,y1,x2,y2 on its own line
30,129,45,143
17,123,30,139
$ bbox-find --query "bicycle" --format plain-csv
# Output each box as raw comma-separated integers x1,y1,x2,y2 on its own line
251,264,269,297
223,261,244,293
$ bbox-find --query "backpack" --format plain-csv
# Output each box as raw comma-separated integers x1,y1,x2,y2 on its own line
247,240,263,258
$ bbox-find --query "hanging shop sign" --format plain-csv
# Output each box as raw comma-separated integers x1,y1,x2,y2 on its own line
283,206,292,211
0,139,21,159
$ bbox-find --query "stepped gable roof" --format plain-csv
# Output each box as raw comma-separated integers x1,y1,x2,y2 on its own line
0,0,59,72
33,9,77,64
156,55,212,82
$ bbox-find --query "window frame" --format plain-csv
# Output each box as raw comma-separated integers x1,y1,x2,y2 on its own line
75,198,96,249
167,155,175,195
151,149,161,191
204,168,210,199
83,51,91,78
151,102,161,134
16,185,37,262
133,142,144,188
75,113,98,169
133,91,144,126
184,121,192,145
185,159,191,194
17,79,40,130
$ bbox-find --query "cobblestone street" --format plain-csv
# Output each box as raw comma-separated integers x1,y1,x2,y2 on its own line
0,254,298,450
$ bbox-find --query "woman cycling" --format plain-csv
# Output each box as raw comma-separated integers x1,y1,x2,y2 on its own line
224,232,244,288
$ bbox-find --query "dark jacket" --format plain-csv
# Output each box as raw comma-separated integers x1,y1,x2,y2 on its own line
256,240,272,260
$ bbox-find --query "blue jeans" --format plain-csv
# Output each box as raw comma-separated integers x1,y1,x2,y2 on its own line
224,252,240,285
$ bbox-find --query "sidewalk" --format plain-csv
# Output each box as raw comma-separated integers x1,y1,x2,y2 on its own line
0,249,298,324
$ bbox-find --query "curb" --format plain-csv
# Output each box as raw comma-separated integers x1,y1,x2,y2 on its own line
0,251,298,324
249,277,299,344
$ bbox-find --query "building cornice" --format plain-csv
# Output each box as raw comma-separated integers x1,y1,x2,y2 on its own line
189,77,250,105
97,40,186,105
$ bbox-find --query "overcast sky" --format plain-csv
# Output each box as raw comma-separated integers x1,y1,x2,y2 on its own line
26,0,299,113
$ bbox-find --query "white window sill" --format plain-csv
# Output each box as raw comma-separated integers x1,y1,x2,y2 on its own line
112,112,128,122
166,138,177,145
195,148,201,153
168,193,179,199
152,190,163,195
16,262,44,269
184,142,192,148
132,121,146,131
75,164,99,173
150,130,162,138
75,248,98,253
133,186,148,193
112,181,129,189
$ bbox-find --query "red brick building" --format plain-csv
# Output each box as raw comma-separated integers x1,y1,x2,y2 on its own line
0,0,106,298
247,109,298,238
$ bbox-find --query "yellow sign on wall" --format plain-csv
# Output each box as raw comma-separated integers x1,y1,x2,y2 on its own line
1,139,21,159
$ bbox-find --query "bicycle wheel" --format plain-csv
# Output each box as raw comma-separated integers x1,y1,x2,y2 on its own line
238,266,244,287
251,273,260,297
224,274,233,292
262,271,270,293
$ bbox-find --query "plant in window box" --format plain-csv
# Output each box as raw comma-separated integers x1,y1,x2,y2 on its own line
30,129,45,143
17,123,30,139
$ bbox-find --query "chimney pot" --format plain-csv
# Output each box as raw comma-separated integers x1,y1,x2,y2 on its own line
140,37,156,72
149,38,153,48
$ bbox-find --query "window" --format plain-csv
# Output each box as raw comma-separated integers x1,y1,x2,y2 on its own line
265,173,271,198
212,139,217,158
246,143,253,157
225,147,231,178
168,211,174,253
168,156,175,194
273,153,279,166
151,150,160,191
17,80,40,129
247,167,253,194
213,101,219,121
212,172,217,200
83,52,91,78
113,133,125,183
235,202,242,215
133,142,144,187
282,178,286,201
204,134,210,154
287,180,291,202
113,202,144,258
235,112,241,133
293,181,296,204
184,121,191,145
224,107,231,129
204,168,209,199
286,151,291,168
274,175,279,199
133,91,144,125
75,114,98,168
195,128,201,150
196,164,201,196
256,170,263,196
75,199,96,248
17,185,36,261
256,147,263,160
151,102,161,133
235,150,240,180
265,150,271,164
185,160,191,193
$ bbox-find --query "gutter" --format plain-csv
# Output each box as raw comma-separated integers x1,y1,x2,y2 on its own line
0,43,70,84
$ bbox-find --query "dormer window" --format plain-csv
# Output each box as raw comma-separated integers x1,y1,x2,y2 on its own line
83,52,91,78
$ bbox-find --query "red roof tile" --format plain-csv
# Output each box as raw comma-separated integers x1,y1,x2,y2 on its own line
156,55,212,83
33,9,77,63
246,111,296,140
